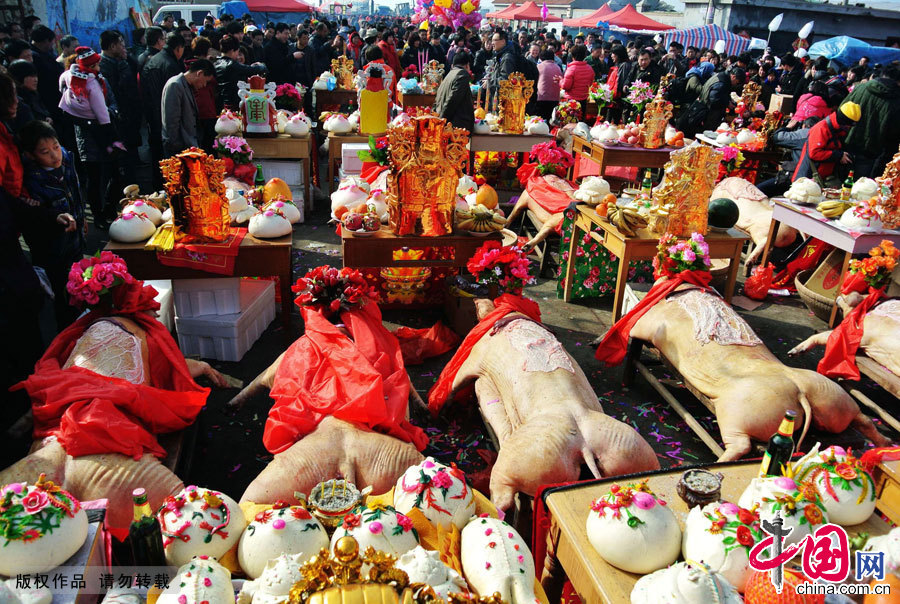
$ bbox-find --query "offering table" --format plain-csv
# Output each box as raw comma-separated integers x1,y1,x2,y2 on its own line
540,460,895,604
397,91,436,109
561,205,748,320
759,199,900,327
245,134,312,210
571,135,674,180
313,88,357,117
105,234,294,328
468,131,553,175
341,227,502,269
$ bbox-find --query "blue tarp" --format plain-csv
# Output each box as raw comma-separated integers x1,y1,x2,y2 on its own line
219,0,313,25
46,0,147,51
808,36,900,68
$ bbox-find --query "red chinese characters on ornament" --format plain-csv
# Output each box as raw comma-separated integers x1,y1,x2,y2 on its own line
749,522,851,585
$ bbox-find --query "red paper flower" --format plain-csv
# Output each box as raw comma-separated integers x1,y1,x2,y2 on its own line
291,507,312,520
803,504,824,526
834,463,858,480
738,508,757,526
736,525,755,547
342,513,361,530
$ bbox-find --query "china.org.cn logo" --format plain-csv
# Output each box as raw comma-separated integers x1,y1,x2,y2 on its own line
748,511,887,594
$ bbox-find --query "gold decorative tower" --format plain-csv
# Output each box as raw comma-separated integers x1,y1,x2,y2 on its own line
332,56,356,90
498,72,533,135
159,148,230,242
639,90,673,149
650,144,722,237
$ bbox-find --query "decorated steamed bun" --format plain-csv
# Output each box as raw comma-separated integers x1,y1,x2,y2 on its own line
237,553,309,604
460,516,536,604
237,503,328,579
394,457,475,530
323,114,352,134
331,179,370,214
473,120,491,134
851,177,879,201
586,481,681,574
792,444,876,526
0,477,89,576
840,206,883,230
109,212,157,242
249,210,292,238
330,504,418,557
263,199,302,224
156,556,235,604
0,578,52,603
396,546,468,600
682,501,763,592
122,199,163,225
284,113,310,137
631,561,741,604
158,486,247,567
784,177,822,204
738,475,827,552
862,527,900,575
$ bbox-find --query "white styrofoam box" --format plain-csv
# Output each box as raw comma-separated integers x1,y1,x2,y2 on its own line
173,278,241,317
341,143,368,174
175,280,275,362
146,279,174,332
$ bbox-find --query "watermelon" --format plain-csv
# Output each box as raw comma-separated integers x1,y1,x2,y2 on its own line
708,197,740,229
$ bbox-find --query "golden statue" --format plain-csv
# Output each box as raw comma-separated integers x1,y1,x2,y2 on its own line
332,56,356,90
421,60,445,95
651,144,722,238
498,72,533,135
158,147,230,243
758,111,783,149
288,536,504,604
740,81,762,112
387,113,469,236
639,89,673,150
878,148,900,229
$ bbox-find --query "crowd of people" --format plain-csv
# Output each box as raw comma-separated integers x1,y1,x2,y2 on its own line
1,10,900,419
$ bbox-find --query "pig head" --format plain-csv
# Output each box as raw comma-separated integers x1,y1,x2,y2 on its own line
241,416,424,503
451,301,659,511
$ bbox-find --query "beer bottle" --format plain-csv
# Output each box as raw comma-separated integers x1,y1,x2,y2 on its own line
758,410,797,477
840,170,855,201
641,169,653,196
254,163,265,188
129,488,166,567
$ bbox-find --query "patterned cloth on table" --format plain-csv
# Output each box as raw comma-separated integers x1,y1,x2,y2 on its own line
555,206,653,300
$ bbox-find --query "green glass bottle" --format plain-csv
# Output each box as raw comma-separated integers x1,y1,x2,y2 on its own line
129,488,166,567
254,162,265,188
641,169,653,196
840,170,855,201
758,410,797,477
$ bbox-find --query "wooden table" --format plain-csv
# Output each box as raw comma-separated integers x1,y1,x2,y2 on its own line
341,227,502,268
469,132,553,174
327,132,372,193
571,135,673,179
397,91,436,108
313,88,357,117
695,134,784,174
759,198,900,327
246,134,311,210
105,234,294,329
561,205,748,320
541,460,894,604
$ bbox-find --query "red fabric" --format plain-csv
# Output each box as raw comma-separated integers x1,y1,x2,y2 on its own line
595,270,713,367
264,302,428,454
507,1,563,21
860,446,900,474
560,61,595,102
563,3,614,27
817,286,884,381
427,294,542,414
157,227,246,276
606,65,620,100
12,282,209,459
524,175,576,234
374,48,402,99
744,263,775,300
0,124,24,198
771,238,832,290
392,321,460,365
360,161,388,184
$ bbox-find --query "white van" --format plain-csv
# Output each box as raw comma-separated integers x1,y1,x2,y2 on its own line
152,4,221,27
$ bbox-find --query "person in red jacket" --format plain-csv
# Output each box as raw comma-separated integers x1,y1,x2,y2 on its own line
793,101,861,183
377,31,402,96
561,44,595,114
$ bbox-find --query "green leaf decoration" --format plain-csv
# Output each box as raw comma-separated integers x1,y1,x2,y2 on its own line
722,536,736,545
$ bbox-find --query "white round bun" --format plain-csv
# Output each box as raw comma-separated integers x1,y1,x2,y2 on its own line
159,486,247,567
739,476,827,551
396,546,468,600
330,504,418,558
264,200,302,224
792,444,877,526
109,212,157,242
840,207,883,230
237,552,310,604
156,556,235,604
682,501,762,592
631,561,741,604
393,457,475,530
123,200,163,225
460,516,536,604
249,210,293,238
237,505,328,579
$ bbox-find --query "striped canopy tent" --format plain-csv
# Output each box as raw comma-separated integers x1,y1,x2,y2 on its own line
486,3,519,19
562,3,614,28
665,24,751,56
508,1,563,22
603,4,673,32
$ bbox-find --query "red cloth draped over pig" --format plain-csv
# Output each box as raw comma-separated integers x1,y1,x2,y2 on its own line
427,294,542,414
264,302,428,454
595,270,713,367
12,282,210,460
817,276,885,381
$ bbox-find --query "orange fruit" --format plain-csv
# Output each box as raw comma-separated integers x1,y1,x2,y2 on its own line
353,203,369,214
475,184,499,210
263,178,292,203
602,193,617,206
864,572,900,603
334,205,349,219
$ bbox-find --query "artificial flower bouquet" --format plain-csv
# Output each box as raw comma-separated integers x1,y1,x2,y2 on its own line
292,265,380,318
844,239,899,292
516,141,574,186
653,233,712,279
720,145,745,173
467,240,534,295
626,80,655,114
588,82,613,108
554,99,582,126
213,135,256,184
274,82,306,111
67,252,134,308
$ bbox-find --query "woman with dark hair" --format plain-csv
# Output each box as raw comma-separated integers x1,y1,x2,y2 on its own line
400,32,436,75
7,59,51,126
536,48,562,121
348,31,364,70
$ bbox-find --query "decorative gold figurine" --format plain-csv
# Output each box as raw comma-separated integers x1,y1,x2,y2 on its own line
651,144,722,237
497,72,533,135
288,536,505,604
877,148,900,229
332,56,356,90
421,60,445,95
386,113,469,236
758,111,783,149
158,147,230,243
639,87,673,150
740,81,762,112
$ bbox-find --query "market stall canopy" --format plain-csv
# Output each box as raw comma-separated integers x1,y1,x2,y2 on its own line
664,24,751,56
808,35,900,68
486,2,518,18
562,3,615,28
603,4,673,32
509,1,563,22
243,0,314,11
220,0,314,25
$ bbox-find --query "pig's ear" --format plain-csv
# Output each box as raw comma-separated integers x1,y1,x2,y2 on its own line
836,292,863,313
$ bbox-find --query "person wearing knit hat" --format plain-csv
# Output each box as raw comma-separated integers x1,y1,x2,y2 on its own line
792,101,861,184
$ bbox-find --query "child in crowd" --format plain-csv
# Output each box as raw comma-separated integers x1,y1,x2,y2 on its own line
18,120,85,329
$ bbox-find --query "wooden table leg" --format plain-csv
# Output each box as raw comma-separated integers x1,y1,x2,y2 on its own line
622,338,644,387
723,242,743,304
828,250,853,328
562,219,582,303
303,154,312,213
540,521,566,604
758,217,780,268
611,247,631,322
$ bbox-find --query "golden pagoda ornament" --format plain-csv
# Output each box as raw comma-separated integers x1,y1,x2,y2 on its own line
638,87,673,150
386,112,469,237
651,144,722,237
288,536,504,604
150,148,230,249
498,72,533,135
740,80,762,112
332,56,356,90
421,60,445,95
877,148,900,229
